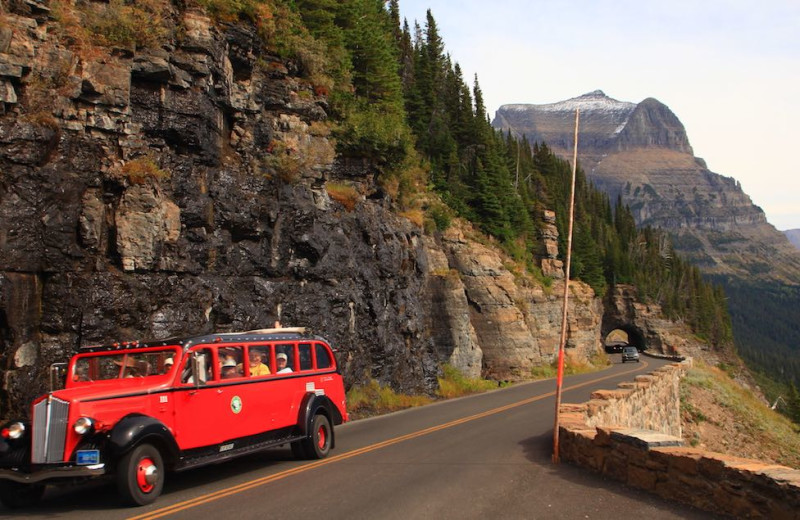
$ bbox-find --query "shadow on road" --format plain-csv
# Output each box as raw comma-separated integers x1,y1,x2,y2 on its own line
0,448,298,516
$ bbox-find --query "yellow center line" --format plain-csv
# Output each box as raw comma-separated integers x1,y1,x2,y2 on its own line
128,361,648,520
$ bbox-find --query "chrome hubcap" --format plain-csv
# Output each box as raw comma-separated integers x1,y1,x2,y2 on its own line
143,464,158,486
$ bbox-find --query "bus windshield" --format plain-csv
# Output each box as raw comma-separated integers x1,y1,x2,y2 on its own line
72,350,177,382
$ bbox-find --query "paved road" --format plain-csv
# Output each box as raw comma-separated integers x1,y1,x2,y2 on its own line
3,356,721,519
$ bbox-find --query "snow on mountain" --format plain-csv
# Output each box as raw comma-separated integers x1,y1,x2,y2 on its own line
501,90,636,115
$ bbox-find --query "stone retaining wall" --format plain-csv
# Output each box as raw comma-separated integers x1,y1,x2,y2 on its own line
583,362,683,437
558,359,800,519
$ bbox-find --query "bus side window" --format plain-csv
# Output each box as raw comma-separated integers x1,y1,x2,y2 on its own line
315,343,332,369
219,346,244,379
73,359,91,382
298,343,312,371
182,348,212,384
248,345,271,377
276,344,294,373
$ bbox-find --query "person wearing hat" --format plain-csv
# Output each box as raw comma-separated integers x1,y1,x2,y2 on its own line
248,350,271,377
221,357,241,379
163,356,174,375
114,356,139,378
276,352,293,373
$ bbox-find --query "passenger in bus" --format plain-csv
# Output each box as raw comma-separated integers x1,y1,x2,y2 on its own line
114,357,139,378
248,350,271,376
276,353,293,373
135,360,151,376
73,364,91,382
221,358,241,379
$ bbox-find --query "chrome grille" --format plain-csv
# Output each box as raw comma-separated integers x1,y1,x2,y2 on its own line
32,395,69,464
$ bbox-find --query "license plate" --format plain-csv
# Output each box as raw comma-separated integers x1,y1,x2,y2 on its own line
76,449,100,465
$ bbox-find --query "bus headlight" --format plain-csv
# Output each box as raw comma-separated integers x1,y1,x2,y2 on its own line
4,422,25,439
73,417,94,435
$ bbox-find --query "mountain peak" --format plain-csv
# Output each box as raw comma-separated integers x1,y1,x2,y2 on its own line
578,89,608,98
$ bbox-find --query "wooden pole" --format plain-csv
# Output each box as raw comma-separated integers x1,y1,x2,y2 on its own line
552,108,580,464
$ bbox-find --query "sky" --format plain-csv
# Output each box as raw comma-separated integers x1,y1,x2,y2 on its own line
399,0,800,231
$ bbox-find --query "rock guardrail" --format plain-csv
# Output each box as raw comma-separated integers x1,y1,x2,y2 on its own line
558,359,800,519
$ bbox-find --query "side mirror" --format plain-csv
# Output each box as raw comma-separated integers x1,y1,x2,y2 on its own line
50,362,68,392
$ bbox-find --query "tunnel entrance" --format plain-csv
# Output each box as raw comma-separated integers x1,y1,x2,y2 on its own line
602,325,646,353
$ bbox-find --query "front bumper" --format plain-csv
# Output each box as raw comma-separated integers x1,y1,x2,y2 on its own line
0,463,106,484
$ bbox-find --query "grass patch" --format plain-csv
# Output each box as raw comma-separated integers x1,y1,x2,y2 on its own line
680,400,708,423
118,157,170,184
399,209,423,228
51,0,168,52
682,362,800,467
346,379,432,420
346,365,505,419
326,182,360,211
437,364,500,399
530,363,557,380
530,351,611,380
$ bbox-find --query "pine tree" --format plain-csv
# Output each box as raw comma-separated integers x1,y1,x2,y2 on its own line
787,383,800,423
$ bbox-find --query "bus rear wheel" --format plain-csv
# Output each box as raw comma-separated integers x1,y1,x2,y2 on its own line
301,414,332,459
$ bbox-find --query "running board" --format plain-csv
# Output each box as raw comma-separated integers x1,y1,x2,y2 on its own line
175,434,305,472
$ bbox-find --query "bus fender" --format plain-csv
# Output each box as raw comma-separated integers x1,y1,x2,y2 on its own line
297,394,341,449
108,414,180,465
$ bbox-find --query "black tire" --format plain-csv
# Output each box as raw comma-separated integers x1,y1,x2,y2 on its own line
116,443,164,506
300,414,332,459
0,481,45,509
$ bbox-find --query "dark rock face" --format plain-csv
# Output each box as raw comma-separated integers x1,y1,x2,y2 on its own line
493,91,800,283
0,8,442,418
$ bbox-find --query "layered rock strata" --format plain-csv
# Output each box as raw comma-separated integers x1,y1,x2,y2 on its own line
493,91,800,283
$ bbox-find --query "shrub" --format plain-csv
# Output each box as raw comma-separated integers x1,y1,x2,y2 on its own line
424,203,452,233
263,136,336,183
118,157,170,184
26,111,60,131
326,182,359,211
52,0,168,51
333,100,413,170
399,209,423,228
196,0,260,24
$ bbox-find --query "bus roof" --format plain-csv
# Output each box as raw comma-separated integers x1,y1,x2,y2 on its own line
79,327,329,354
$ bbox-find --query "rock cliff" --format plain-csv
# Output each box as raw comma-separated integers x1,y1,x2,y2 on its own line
0,5,700,419
493,91,800,283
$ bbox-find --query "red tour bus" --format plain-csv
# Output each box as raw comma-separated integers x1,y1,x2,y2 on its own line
0,327,348,507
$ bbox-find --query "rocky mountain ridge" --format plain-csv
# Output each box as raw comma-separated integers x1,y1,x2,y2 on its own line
493,91,800,284
786,229,800,250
